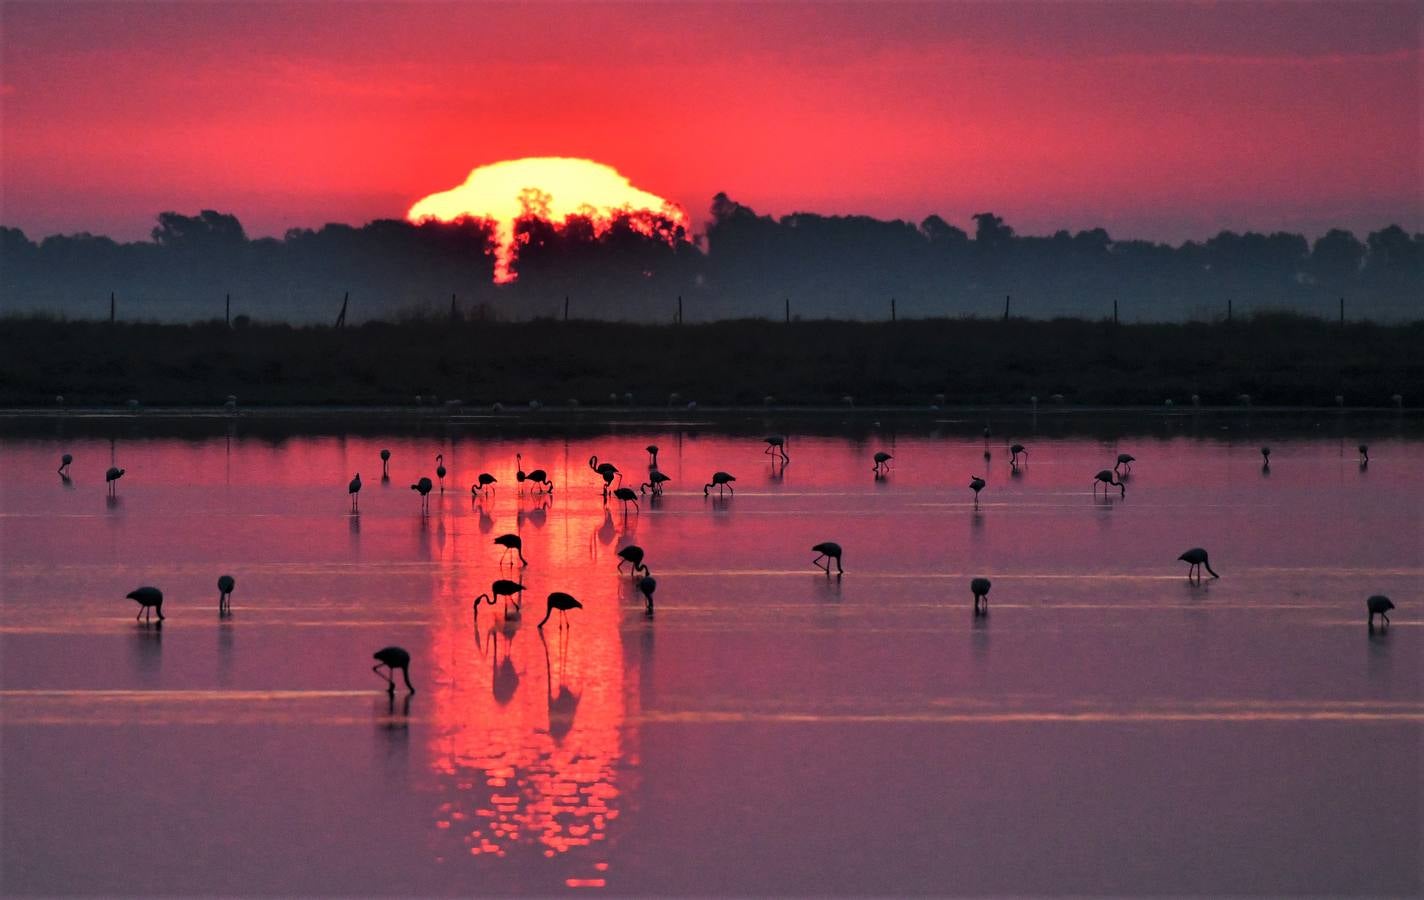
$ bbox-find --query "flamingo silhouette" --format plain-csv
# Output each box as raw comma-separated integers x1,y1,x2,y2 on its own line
348,472,362,510
1358,444,1369,465
472,472,497,496
969,475,986,504
106,466,125,495
589,456,621,487
1178,547,1219,579
763,435,790,462
411,477,433,513
1115,453,1135,474
435,454,446,492
616,544,650,576
537,592,582,630
872,452,893,474
638,575,657,615
1260,446,1271,468
640,470,670,495
613,486,639,513
971,577,991,615
475,579,526,617
811,542,844,575
127,586,164,623
380,448,391,478
58,453,73,476
494,533,528,566
1093,470,1125,497
1009,444,1027,465
646,444,660,467
372,646,415,693
704,471,736,496
1367,595,1393,628
515,452,528,491
217,574,235,615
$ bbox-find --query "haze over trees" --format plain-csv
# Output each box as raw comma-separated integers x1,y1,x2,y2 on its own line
2,195,1419,323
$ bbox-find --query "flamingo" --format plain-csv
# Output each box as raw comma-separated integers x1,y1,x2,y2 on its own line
515,452,528,490
527,466,553,494
598,468,617,500
969,475,986,503
127,586,164,623
638,575,657,615
1093,469,1124,497
435,454,446,492
475,579,526,617
616,545,649,576
646,444,660,467
106,466,125,495
704,471,736,496
872,451,893,474
1115,453,1135,474
372,646,415,693
971,577,991,615
217,574,235,615
1178,547,1219,579
1358,444,1369,464
763,435,790,461
613,486,639,513
811,541,844,575
494,533,528,566
1260,446,1271,467
1009,444,1026,465
348,473,362,510
411,477,433,513
537,592,582,630
58,453,72,476
1367,595,1394,628
639,470,670,495
380,448,391,477
473,472,497,495
589,456,621,484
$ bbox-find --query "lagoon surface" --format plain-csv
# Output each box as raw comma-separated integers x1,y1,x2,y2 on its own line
2,416,1420,895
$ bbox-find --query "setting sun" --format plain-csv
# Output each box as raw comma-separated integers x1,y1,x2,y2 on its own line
408,157,690,282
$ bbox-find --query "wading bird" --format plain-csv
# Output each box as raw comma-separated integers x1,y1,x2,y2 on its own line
1010,444,1027,465
646,445,660,467
969,475,986,503
617,545,649,576
971,577,991,615
1178,547,1219,580
1358,444,1369,465
811,541,844,575
348,473,362,510
640,470,670,496
1260,446,1271,467
612,486,639,513
372,646,415,693
380,448,391,477
589,456,621,488
764,435,790,462
1115,453,1135,474
435,454,446,492
872,452,893,475
1367,595,1394,628
525,462,553,494
494,533,528,566
638,575,657,615
58,453,72,476
217,575,235,615
1093,469,1125,497
473,472,497,496
127,586,164,623
538,592,582,630
475,579,526,617
106,466,125,495
411,477,433,513
704,471,736,496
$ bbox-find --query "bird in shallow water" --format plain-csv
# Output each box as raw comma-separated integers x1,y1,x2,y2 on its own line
872,451,893,475
1358,444,1369,466
612,486,639,513
494,533,528,566
106,466,125,494
380,448,391,477
616,545,649,576
969,475,986,503
704,471,736,496
127,586,164,623
1093,469,1125,497
1009,444,1027,465
1178,547,1219,580
1260,446,1272,468
411,477,433,513
638,575,657,616
811,541,844,575
646,444,660,467
971,577,991,615
217,575,235,615
372,646,415,693
538,592,582,630
475,579,526,617
640,470,670,496
1366,595,1394,628
348,473,362,510
435,454,447,492
763,435,790,462
1115,453,1135,474
472,472,497,496
58,453,73,476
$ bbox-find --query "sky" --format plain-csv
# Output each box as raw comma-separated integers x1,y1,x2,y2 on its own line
2,0,1420,243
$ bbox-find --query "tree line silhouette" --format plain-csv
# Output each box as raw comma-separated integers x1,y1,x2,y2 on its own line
2,194,1419,323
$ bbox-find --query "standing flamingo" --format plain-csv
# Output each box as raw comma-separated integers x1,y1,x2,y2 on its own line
763,435,790,462
494,533,528,566
616,545,649,576
380,448,391,478
127,586,164,623
106,466,125,495
1009,444,1027,465
1115,453,1135,474
435,454,447,492
969,475,986,503
704,471,736,496
872,452,893,474
411,477,433,513
1093,470,1125,497
475,579,526,617
348,473,362,510
639,471,670,495
646,444,660,467
473,472,497,495
1367,595,1394,628
372,646,415,693
537,592,582,630
217,574,235,615
58,453,73,476
1178,547,1219,579
515,452,527,490
1358,444,1369,465
1260,446,1271,468
811,542,844,575
612,486,639,513
638,575,657,615
971,577,991,615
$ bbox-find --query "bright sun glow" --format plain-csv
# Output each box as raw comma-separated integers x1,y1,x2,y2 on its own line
408,157,689,282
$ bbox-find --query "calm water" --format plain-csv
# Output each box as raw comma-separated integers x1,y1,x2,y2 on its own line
2,418,1420,895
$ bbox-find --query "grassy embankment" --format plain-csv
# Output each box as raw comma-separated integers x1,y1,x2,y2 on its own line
1,313,1419,407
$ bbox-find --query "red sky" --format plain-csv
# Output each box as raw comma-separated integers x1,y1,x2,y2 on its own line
2,0,1419,243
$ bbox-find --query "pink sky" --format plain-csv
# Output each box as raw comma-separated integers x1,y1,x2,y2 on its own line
2,0,1419,242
